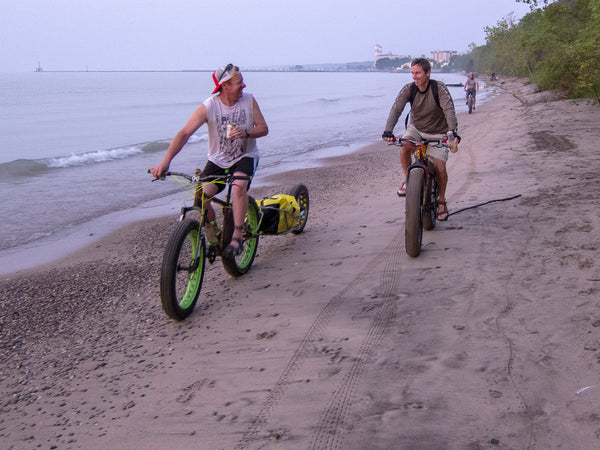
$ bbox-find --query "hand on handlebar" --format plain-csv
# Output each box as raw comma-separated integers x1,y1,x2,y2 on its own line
382,131,396,142
149,164,170,179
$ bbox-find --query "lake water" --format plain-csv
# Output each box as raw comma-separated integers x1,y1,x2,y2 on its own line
0,70,488,271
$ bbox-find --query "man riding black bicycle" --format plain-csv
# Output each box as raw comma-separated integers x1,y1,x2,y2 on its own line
464,72,479,110
382,57,458,221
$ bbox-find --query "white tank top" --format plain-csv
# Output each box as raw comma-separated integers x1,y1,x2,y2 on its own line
203,93,259,168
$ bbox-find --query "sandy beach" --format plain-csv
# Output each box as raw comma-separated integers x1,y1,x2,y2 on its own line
1,79,600,449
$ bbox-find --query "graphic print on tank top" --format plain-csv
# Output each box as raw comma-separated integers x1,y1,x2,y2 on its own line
217,109,248,164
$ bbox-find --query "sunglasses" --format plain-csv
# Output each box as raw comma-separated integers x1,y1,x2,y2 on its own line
218,64,239,82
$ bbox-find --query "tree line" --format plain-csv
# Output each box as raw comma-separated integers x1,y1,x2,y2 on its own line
454,0,599,100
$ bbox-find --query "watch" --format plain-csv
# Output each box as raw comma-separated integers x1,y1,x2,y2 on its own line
245,129,250,138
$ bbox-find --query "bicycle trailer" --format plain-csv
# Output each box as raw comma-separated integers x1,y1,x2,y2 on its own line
257,194,300,235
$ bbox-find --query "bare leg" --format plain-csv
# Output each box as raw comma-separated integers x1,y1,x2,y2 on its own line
432,157,449,220
400,145,413,174
432,158,448,203
230,172,250,244
200,183,219,222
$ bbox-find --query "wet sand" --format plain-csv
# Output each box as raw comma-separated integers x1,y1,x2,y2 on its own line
1,78,600,449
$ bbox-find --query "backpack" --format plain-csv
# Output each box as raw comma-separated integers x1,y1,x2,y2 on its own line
404,79,440,128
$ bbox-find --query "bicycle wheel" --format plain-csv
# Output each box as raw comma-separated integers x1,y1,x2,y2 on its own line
422,168,438,231
289,184,309,234
221,196,260,277
160,218,206,321
405,168,424,257
468,97,473,114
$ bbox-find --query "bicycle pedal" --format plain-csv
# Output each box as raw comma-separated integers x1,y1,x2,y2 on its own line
207,246,217,263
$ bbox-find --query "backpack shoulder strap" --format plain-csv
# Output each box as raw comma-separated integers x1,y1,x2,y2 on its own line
408,82,418,105
405,82,417,128
409,80,439,107
430,79,440,108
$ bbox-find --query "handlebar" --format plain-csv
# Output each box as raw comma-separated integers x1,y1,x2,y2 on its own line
388,137,451,148
147,169,250,183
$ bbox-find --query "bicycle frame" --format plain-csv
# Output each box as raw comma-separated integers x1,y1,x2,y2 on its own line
404,140,436,192
407,142,431,175
407,142,437,226
180,171,235,221
158,170,258,258
399,137,448,168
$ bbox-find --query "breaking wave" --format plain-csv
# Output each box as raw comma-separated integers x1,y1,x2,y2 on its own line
0,132,208,178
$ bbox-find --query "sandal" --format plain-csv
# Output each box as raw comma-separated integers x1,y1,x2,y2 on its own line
224,237,244,257
437,200,449,221
397,182,406,197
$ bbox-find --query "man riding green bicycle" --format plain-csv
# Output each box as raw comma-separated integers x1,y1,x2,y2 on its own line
150,63,269,257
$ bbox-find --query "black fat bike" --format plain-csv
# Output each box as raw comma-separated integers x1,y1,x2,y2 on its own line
467,89,475,114
394,137,451,257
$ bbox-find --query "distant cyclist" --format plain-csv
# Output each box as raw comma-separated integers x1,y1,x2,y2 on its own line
382,57,458,221
464,72,479,110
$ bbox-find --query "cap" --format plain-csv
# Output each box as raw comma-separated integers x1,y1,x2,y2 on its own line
211,64,239,94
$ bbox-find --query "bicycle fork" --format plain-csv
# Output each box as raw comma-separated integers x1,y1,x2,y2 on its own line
407,162,436,216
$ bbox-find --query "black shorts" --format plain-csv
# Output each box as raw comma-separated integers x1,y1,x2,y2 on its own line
200,157,256,193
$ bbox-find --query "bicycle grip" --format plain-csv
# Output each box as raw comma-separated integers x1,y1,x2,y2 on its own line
382,130,396,141
147,168,170,179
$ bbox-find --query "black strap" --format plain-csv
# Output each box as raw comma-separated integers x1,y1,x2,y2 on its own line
408,79,439,106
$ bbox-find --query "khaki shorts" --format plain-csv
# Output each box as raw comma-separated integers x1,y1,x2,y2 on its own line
403,124,449,162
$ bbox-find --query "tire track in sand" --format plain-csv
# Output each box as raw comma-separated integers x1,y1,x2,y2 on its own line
236,229,405,449
308,230,404,450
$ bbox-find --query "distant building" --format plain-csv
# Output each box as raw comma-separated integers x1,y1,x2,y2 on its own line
374,44,410,69
35,61,43,72
430,50,457,66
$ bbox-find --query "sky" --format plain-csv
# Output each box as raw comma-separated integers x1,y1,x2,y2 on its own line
0,0,534,72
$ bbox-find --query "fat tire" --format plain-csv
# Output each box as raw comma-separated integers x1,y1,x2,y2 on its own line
160,219,205,321
422,173,438,231
222,196,260,277
405,168,424,257
289,184,309,234
468,97,473,114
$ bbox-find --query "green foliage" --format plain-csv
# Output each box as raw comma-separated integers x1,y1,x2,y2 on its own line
516,0,552,8
448,52,474,73
469,0,600,100
375,57,412,70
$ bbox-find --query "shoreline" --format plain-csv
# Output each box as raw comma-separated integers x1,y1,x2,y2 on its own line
0,77,497,277
2,79,600,449
0,140,371,277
